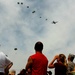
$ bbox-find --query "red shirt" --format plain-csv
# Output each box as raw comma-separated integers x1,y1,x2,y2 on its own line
30,52,48,75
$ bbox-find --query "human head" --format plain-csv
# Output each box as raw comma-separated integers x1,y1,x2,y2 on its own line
68,54,75,62
59,54,66,64
34,41,43,52
9,69,16,75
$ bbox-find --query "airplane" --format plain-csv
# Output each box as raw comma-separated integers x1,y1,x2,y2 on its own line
32,11,36,13
46,19,48,20
14,48,17,50
17,2,20,4
21,2,23,5
52,21,58,24
40,17,41,18
27,6,29,8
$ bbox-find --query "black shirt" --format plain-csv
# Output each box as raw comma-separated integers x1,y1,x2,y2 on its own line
54,62,67,75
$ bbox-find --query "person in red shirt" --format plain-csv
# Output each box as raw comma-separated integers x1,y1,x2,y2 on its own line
25,41,48,75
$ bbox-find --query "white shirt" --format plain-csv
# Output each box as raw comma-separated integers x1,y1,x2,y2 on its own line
0,52,12,73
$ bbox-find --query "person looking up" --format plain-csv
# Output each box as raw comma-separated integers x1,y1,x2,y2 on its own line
25,41,48,75
48,54,67,75
67,54,75,75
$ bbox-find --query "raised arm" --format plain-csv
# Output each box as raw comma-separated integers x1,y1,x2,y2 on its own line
48,55,59,68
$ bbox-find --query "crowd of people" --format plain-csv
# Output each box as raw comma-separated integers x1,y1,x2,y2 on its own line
0,41,75,75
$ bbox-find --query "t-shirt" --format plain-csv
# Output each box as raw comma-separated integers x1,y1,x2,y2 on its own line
71,72,75,75
67,61,75,73
68,72,75,75
54,62,67,75
30,52,48,75
0,52,12,73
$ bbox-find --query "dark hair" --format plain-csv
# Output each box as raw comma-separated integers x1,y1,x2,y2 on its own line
70,57,74,61
68,54,75,61
34,41,43,52
59,54,66,63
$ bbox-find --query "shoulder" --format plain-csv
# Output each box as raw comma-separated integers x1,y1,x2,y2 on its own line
0,52,5,56
54,62,66,67
42,54,48,61
0,52,7,60
30,54,36,58
54,62,58,65
54,62,58,66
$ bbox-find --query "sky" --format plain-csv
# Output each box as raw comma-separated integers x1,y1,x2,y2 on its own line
0,0,75,74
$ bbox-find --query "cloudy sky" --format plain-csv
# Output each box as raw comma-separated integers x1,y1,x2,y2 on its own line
0,0,75,74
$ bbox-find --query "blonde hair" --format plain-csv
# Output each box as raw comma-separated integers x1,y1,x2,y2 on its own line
9,69,16,75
